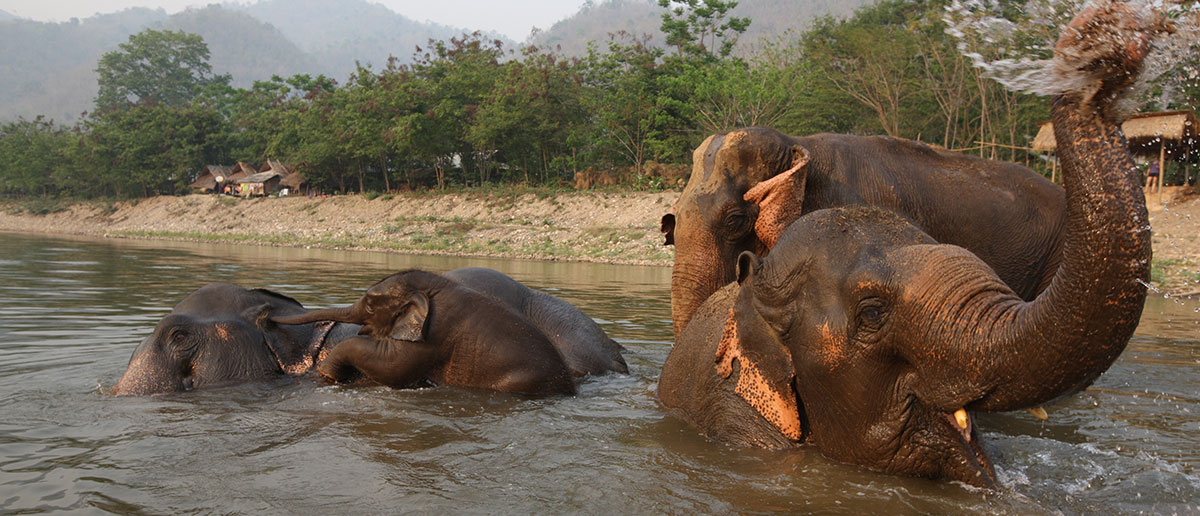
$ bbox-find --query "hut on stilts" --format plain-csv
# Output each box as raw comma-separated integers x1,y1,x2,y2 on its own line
1033,110,1198,197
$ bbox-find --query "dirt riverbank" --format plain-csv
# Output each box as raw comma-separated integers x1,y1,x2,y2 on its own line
1,187,1197,294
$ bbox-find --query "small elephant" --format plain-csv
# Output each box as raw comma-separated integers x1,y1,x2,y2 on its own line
113,283,361,395
273,268,626,395
659,3,1155,488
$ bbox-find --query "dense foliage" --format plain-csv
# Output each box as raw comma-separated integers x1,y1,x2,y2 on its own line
2,0,1195,199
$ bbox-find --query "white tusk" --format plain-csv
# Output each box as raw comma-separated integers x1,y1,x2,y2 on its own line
954,408,969,430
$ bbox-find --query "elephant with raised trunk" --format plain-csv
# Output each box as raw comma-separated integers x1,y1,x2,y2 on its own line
274,269,627,395
659,2,1159,487
663,123,1066,336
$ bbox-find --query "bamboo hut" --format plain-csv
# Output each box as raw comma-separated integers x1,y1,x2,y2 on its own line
1034,110,1198,185
235,171,283,197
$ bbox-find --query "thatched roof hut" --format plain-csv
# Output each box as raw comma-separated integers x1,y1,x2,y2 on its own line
1033,110,1198,160
189,165,235,192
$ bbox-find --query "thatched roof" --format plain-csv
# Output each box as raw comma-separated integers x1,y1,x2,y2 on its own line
259,159,293,175
1033,110,1198,159
189,174,217,191
237,171,281,184
279,171,306,189
189,165,235,191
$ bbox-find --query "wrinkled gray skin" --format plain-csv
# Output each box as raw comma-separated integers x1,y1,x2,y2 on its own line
115,268,624,395
443,267,628,376
113,283,361,395
659,3,1156,487
273,269,602,395
663,127,1066,336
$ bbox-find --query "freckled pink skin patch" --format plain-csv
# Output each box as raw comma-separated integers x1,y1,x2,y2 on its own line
714,309,803,440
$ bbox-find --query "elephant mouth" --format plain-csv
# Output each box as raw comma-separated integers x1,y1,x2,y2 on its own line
936,407,995,486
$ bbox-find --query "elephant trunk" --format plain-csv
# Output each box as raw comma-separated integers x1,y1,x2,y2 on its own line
919,8,1155,412
272,306,359,326
671,249,733,337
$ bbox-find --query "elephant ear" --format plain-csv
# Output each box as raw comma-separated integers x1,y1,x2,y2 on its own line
242,302,317,375
743,144,811,250
661,212,676,246
713,278,803,441
389,292,430,342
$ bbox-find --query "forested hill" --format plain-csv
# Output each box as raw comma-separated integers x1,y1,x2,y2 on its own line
0,0,481,123
0,9,19,21
240,0,483,81
531,0,872,55
0,8,170,123
0,0,871,123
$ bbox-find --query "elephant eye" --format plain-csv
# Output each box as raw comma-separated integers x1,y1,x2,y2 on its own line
854,298,888,337
721,206,756,239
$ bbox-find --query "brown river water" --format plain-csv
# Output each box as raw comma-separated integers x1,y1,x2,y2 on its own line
0,232,1197,514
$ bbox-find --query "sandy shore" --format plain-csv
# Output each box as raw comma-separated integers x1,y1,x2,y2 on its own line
2,187,1197,294
0,190,680,266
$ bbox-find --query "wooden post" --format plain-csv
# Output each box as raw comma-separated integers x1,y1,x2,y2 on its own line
1159,138,1167,203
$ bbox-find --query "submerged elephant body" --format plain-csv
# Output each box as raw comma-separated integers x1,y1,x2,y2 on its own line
117,268,625,396
660,3,1157,487
664,127,1066,335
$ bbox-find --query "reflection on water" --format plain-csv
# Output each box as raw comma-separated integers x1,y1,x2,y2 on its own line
0,233,1196,514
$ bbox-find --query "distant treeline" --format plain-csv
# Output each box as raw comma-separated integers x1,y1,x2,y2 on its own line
2,0,1195,199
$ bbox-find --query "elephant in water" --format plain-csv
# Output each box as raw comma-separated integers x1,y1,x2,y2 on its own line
658,2,1159,488
662,120,1065,337
115,268,625,395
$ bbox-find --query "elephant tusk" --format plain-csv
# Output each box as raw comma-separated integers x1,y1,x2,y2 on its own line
954,408,970,431
1027,406,1049,420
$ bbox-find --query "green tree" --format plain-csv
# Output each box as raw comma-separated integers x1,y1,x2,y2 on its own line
95,29,229,110
657,0,751,59
470,46,588,184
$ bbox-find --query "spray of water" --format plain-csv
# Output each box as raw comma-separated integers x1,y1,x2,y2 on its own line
944,0,1199,114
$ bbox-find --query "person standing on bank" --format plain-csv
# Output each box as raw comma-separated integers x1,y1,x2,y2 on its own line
1146,159,1161,192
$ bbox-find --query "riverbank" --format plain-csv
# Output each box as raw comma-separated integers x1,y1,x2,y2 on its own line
2,187,1198,294
0,190,679,266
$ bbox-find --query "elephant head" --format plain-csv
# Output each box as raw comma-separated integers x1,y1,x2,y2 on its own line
662,127,811,336
660,2,1159,487
114,283,345,395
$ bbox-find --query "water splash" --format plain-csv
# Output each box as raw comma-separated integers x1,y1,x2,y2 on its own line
944,0,1200,105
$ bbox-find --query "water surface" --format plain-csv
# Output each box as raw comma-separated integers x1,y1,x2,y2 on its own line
0,233,1196,514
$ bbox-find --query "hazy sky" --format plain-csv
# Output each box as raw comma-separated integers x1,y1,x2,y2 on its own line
0,0,592,40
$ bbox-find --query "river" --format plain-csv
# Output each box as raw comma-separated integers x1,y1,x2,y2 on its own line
0,232,1196,514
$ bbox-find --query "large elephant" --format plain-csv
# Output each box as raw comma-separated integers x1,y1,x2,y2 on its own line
659,3,1157,487
116,268,625,395
274,269,627,395
113,283,362,395
662,124,1065,336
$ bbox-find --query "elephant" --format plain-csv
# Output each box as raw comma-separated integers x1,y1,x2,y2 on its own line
662,122,1065,336
272,268,627,395
116,268,625,396
658,2,1157,488
442,267,628,376
113,282,362,395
